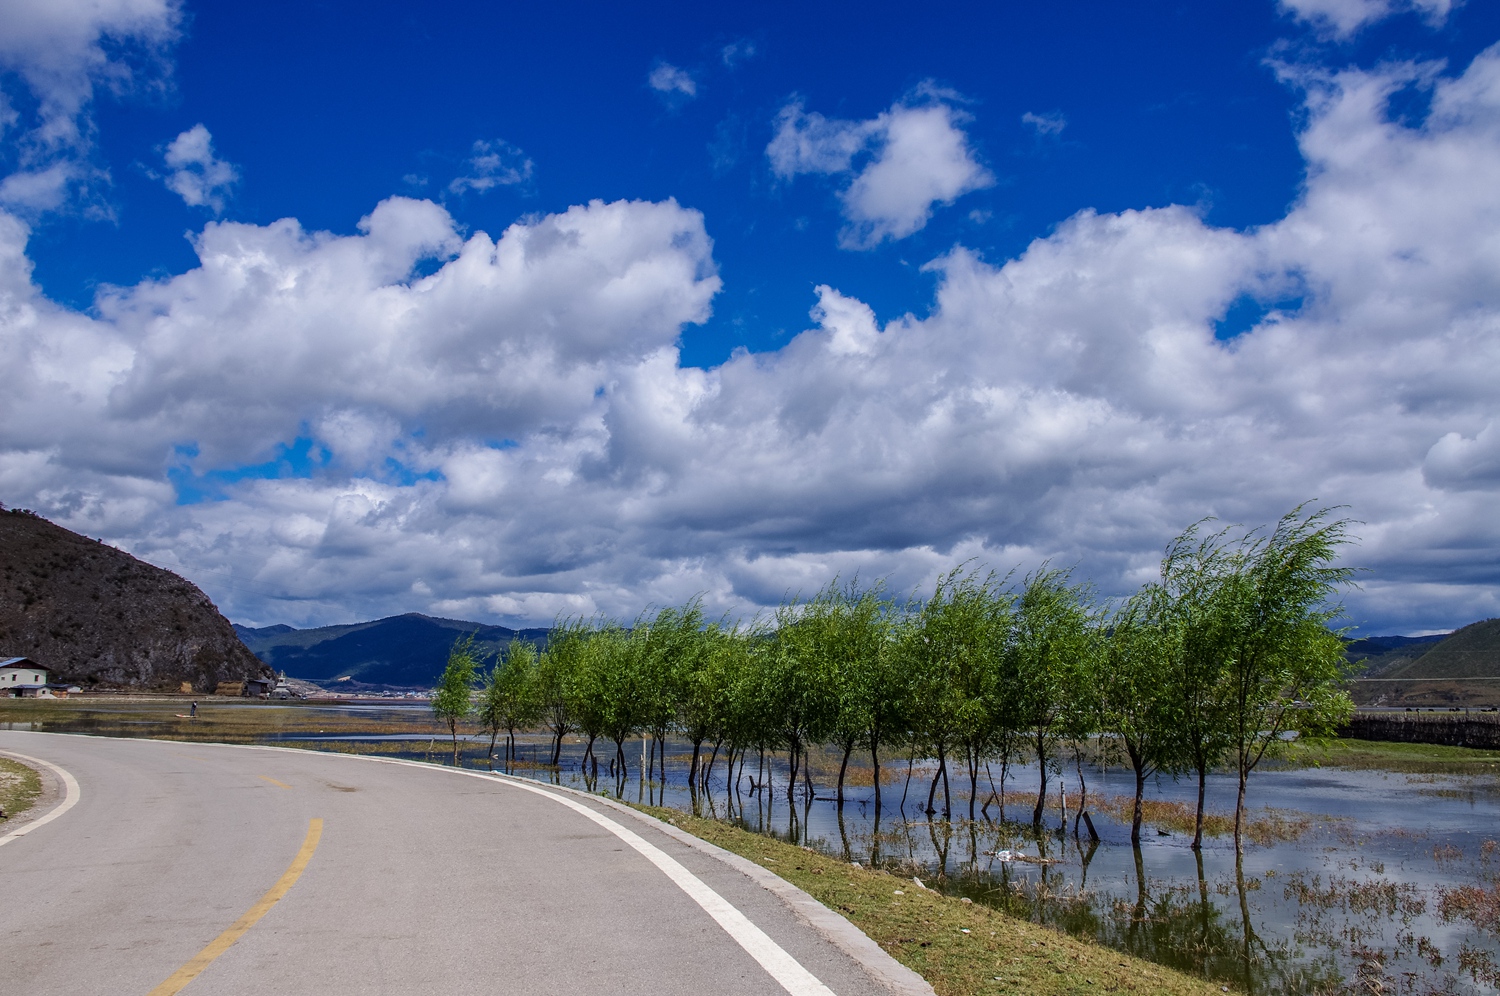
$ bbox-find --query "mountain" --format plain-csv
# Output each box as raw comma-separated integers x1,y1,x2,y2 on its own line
234,613,549,689
0,507,270,691
1351,619,1500,707
1345,632,1450,676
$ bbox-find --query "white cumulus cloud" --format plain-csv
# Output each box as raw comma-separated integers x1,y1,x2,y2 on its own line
160,124,238,212
0,0,181,214
767,89,994,248
7,42,1500,638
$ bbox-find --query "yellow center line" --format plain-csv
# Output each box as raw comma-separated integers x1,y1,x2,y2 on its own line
147,818,323,996
257,775,291,789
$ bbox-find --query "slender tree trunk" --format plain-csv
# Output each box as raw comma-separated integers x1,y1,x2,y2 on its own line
450,719,460,766
1032,730,1049,826
689,738,702,788
926,751,942,815
967,744,979,822
488,730,499,771
1192,760,1208,850
1234,764,1248,855
705,739,722,786
786,739,800,802
1073,750,1088,837
836,743,852,807
871,740,882,814
1131,766,1146,844
900,744,916,812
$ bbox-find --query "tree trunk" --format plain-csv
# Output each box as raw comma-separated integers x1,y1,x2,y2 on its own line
1131,766,1146,844
926,751,942,815
871,741,882,814
786,740,800,802
450,719,460,766
488,730,499,772
900,744,916,811
1234,765,1248,855
967,745,979,822
836,743,852,807
1073,751,1089,837
705,739,721,787
1191,761,1208,850
1032,730,1049,826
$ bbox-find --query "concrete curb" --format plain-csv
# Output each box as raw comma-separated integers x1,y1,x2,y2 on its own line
0,732,934,996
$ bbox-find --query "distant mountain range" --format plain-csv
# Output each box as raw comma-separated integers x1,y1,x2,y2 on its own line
233,613,548,690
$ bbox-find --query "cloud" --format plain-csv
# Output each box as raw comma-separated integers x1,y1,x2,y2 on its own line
1278,0,1458,38
767,89,994,248
447,138,533,196
0,0,181,214
721,40,756,68
159,124,239,212
9,45,1500,636
1021,110,1067,137
648,62,697,102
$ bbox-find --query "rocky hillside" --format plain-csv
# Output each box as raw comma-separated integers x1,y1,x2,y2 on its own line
0,508,271,691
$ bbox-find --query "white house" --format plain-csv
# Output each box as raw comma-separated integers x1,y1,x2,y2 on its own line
1,657,50,697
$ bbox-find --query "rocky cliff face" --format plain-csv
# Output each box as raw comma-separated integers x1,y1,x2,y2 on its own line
0,508,271,691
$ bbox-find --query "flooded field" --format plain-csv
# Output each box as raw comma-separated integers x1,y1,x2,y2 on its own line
6,698,1500,995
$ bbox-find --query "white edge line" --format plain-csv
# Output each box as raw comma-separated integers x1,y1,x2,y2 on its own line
0,735,834,996
0,750,82,848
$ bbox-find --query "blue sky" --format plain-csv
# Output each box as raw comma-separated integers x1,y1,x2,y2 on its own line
3,0,1500,633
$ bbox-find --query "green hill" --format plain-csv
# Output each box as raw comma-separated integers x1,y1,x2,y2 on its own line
1353,619,1500,708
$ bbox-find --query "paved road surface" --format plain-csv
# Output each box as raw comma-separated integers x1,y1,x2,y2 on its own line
0,732,923,996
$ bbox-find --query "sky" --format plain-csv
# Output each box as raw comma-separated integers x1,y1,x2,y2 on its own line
2,0,1499,635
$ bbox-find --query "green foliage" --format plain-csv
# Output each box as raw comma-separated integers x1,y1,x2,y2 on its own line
468,504,1358,845
476,640,541,770
432,633,481,765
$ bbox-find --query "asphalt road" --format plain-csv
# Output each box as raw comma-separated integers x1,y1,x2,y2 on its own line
0,732,923,996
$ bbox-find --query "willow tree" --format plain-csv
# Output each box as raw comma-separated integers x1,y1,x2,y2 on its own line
819,579,905,811
1216,505,1357,853
1157,522,1239,849
432,634,481,766
1100,592,1184,842
1012,567,1097,827
902,568,1004,819
477,639,541,771
768,595,839,802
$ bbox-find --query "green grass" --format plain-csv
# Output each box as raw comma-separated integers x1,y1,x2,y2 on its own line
1287,737,1500,774
635,804,1227,996
0,755,42,821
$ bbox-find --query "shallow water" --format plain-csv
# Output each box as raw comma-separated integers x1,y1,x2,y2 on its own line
8,700,1500,995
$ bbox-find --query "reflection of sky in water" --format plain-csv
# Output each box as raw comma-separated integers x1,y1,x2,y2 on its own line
10,703,1500,994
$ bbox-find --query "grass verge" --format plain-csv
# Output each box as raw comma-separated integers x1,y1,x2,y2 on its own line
0,755,43,821
635,804,1226,996
1287,737,1500,774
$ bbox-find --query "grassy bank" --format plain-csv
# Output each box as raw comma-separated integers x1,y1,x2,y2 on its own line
1287,736,1500,774
635,804,1226,996
0,755,42,821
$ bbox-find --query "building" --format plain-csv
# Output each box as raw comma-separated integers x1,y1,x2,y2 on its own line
1,657,50,697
